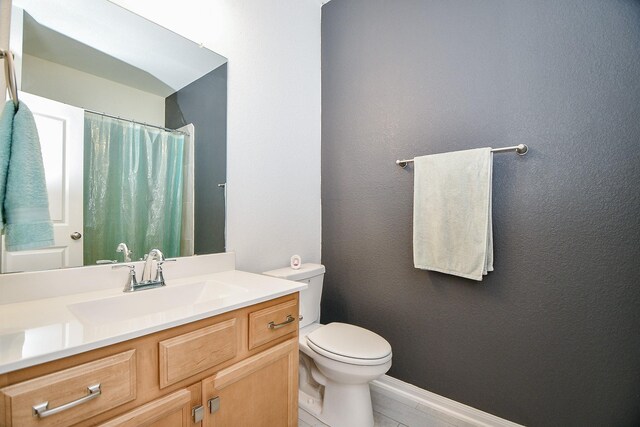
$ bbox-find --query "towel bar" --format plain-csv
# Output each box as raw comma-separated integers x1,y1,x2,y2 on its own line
396,144,528,168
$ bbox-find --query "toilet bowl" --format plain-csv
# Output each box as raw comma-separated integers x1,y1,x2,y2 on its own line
263,264,392,427
299,322,392,427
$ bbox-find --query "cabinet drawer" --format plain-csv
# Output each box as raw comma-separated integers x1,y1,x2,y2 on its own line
159,318,238,388
249,299,298,350
0,350,136,427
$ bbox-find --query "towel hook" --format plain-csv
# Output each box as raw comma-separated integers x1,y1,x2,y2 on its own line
1,50,19,107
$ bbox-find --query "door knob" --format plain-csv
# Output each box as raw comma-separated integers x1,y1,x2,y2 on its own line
70,232,82,240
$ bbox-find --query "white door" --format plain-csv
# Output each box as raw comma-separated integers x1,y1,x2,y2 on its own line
1,91,84,273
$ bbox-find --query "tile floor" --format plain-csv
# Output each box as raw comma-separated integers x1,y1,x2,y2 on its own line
298,385,476,427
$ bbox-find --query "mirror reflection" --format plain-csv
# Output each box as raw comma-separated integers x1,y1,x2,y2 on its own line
3,0,227,273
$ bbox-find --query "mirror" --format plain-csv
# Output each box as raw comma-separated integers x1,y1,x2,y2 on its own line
4,0,227,273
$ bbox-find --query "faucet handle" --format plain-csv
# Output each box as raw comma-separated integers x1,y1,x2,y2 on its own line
112,264,137,270
112,264,138,292
154,259,176,284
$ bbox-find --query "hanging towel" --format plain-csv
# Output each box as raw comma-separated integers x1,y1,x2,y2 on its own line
413,147,493,281
0,101,15,226
1,101,54,251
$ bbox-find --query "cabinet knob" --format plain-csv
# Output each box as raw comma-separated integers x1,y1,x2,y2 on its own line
192,405,204,423
208,396,221,414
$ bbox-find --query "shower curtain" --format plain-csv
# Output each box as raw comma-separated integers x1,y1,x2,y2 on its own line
83,114,184,265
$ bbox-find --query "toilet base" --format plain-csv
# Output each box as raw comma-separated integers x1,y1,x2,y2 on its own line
321,379,374,427
299,382,374,427
298,388,323,419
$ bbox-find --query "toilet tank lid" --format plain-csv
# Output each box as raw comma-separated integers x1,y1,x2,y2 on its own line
263,263,325,281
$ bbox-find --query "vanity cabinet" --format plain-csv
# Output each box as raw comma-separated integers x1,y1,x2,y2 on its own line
0,294,299,427
202,338,298,426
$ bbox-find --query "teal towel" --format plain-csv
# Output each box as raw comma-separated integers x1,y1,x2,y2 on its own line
1,100,54,251
0,101,15,226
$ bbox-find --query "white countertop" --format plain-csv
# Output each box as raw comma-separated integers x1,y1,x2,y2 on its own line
0,269,306,374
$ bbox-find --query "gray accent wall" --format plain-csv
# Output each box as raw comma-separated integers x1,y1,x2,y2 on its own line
321,1,640,425
166,64,227,254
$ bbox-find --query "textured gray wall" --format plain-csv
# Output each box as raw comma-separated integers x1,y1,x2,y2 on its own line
321,1,640,425
165,64,227,254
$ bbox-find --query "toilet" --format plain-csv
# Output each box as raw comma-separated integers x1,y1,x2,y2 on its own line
263,264,392,427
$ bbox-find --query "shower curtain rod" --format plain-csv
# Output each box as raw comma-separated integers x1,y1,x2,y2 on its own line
395,144,528,168
84,109,190,136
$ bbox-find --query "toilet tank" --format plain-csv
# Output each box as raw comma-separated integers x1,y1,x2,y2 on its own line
263,263,325,328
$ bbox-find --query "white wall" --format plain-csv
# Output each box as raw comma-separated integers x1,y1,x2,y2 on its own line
111,0,322,273
0,0,11,100
22,54,165,126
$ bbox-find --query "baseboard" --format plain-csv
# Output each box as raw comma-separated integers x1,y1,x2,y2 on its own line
370,375,524,427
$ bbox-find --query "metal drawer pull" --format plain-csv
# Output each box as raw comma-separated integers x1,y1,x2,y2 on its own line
268,314,295,330
32,383,101,418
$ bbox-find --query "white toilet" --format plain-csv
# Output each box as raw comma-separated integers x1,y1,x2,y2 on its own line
263,264,392,427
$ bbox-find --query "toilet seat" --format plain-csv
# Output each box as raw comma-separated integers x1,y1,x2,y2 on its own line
306,322,392,366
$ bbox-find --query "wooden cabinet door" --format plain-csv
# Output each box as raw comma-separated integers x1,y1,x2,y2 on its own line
98,389,193,427
202,338,298,427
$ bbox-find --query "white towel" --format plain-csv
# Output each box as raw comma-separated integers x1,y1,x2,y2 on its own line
413,147,493,281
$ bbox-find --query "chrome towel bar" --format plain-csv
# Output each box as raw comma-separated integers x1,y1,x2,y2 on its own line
396,144,528,168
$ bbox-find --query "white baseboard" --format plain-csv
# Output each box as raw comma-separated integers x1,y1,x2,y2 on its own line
370,375,524,427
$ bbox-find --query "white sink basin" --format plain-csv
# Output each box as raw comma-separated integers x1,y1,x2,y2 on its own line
68,281,248,324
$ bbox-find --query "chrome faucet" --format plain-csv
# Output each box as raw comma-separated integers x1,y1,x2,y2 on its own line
113,249,175,293
116,242,132,263
141,248,164,282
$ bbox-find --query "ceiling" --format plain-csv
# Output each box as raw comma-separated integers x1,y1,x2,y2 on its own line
15,0,227,97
